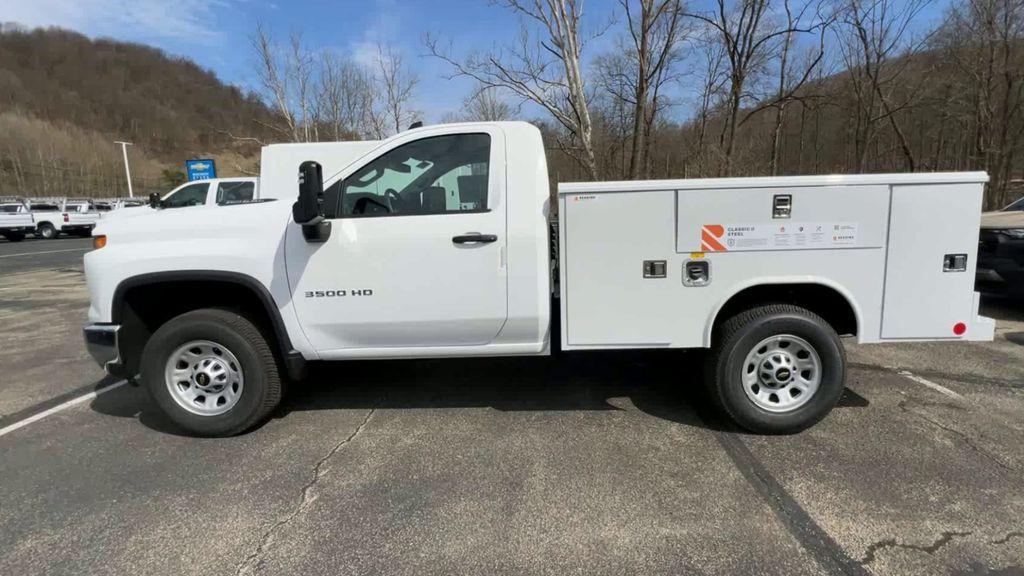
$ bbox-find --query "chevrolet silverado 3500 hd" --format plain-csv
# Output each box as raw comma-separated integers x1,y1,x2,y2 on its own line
82,122,994,436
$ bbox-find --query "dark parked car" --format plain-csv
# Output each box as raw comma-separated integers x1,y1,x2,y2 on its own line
977,208,1024,297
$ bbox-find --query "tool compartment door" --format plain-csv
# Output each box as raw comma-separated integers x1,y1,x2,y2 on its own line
881,183,983,339
561,190,677,346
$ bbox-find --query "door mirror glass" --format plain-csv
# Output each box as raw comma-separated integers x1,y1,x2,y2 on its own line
293,161,324,225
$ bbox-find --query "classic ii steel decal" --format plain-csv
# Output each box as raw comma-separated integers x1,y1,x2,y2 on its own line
701,222,859,252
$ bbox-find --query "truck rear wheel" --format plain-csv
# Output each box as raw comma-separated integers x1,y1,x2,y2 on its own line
707,304,845,434
36,222,57,239
140,308,283,437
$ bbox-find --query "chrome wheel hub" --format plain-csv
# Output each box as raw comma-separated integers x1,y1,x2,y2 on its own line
164,340,244,416
741,334,821,413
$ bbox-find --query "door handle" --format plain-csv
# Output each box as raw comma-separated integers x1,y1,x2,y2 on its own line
452,233,497,244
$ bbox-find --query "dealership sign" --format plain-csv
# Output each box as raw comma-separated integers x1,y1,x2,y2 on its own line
186,158,217,181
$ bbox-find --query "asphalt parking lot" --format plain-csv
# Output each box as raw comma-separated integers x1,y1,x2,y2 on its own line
1,237,1022,576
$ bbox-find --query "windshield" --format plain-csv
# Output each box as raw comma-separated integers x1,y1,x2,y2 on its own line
1003,197,1024,211
163,183,209,208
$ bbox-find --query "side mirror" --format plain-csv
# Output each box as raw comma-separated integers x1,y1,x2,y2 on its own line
148,192,161,209
293,161,331,242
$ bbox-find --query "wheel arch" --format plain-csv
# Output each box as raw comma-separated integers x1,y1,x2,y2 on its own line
111,270,303,379
704,278,862,347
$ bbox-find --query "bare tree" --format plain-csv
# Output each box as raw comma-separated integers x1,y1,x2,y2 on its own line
690,34,729,176
373,44,419,137
464,84,516,121
836,0,932,172
251,25,321,143
620,0,687,178
427,0,605,179
289,34,318,142
319,51,375,140
252,22,301,142
942,0,1024,207
765,1,831,174
685,0,828,175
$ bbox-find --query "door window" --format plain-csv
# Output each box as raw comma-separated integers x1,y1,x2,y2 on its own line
330,134,490,218
216,181,256,204
163,183,209,208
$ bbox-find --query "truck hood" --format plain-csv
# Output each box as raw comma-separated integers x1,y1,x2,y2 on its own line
980,211,1024,229
93,198,293,242
101,205,150,220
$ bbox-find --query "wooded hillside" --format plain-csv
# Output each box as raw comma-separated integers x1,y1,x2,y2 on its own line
0,26,277,198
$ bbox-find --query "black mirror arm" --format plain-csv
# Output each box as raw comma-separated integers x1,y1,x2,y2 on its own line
294,213,324,226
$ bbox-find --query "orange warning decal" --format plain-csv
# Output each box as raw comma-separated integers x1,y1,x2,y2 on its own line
701,224,727,252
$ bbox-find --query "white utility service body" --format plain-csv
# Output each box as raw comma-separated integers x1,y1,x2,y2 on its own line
558,173,993,348
82,121,993,436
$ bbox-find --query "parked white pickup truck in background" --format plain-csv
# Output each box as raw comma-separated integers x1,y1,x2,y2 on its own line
27,198,101,239
0,199,35,241
82,121,993,437
157,177,261,208
63,199,101,236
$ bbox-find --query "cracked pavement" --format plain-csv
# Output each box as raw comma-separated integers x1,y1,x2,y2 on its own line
0,253,1022,575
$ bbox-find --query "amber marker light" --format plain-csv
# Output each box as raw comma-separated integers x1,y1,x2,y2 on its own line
93,235,107,250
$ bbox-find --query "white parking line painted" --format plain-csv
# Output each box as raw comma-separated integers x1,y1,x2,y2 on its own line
0,380,127,438
897,370,964,400
0,248,90,259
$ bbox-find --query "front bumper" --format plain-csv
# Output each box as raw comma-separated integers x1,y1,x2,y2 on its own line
83,324,123,374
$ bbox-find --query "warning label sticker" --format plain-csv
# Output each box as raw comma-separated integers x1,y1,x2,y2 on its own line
700,223,858,252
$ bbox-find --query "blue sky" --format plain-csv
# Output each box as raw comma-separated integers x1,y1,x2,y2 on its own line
2,0,953,124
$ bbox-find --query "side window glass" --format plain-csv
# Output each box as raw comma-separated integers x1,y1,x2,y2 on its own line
337,133,490,217
163,183,209,208
216,181,255,204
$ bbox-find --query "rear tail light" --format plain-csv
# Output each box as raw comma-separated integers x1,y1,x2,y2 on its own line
63,213,69,223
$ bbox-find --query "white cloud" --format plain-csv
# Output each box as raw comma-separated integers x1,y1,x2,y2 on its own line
1,0,233,44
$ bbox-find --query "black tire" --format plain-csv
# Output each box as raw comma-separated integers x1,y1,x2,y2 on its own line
706,304,845,434
36,222,57,239
140,308,283,437
2,232,25,242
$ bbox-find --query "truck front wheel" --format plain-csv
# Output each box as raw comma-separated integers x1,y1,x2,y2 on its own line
707,304,845,434
140,308,283,436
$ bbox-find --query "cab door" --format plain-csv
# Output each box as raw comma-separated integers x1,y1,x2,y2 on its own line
285,127,508,352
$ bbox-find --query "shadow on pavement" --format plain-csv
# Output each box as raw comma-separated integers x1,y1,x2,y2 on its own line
88,349,869,437
979,296,1024,322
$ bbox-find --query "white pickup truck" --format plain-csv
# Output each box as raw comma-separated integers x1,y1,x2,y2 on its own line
29,199,101,239
101,178,265,221
157,177,261,208
0,199,35,241
83,122,993,437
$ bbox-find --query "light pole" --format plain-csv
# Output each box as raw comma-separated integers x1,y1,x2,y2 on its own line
114,141,134,198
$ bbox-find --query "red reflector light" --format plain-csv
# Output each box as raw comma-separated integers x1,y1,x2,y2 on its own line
953,322,966,336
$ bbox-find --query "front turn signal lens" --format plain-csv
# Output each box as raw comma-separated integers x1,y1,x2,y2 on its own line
93,235,107,249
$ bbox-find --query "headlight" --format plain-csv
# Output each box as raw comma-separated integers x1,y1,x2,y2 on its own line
994,228,1024,239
